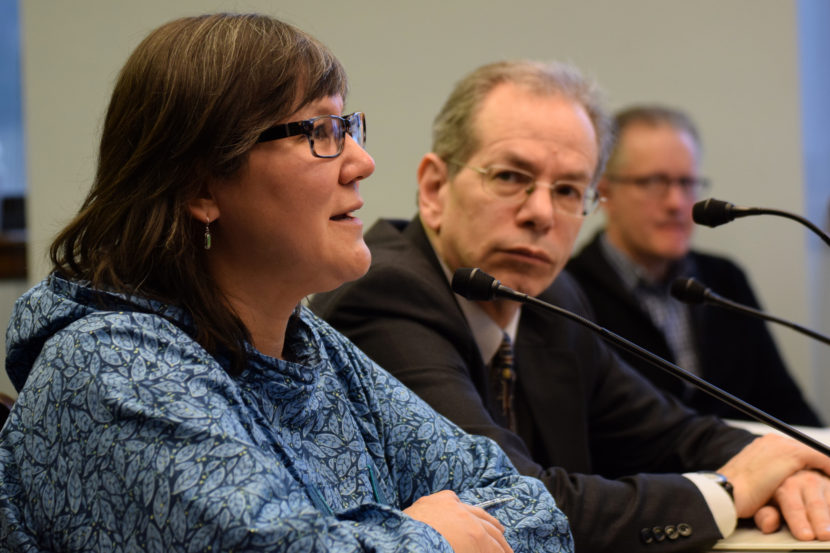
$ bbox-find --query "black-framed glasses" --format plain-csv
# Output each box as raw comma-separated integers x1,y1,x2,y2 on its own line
257,112,366,158
449,161,600,216
605,173,710,198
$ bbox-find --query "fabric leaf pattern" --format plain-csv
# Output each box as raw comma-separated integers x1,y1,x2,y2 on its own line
0,276,573,552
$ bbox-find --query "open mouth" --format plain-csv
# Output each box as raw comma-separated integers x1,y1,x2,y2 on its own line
330,212,355,221
331,200,363,222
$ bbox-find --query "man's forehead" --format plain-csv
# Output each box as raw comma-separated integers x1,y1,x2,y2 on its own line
476,87,582,128
616,124,700,167
471,118,598,177
473,87,596,148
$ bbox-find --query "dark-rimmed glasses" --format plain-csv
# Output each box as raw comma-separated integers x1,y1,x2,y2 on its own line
605,174,709,198
257,112,366,158
450,161,600,216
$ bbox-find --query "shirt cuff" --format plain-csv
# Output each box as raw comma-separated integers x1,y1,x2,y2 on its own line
683,472,738,538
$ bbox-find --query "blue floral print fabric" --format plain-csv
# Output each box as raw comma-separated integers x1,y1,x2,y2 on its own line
0,275,573,552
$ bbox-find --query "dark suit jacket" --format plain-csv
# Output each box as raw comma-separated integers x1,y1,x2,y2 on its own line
566,232,821,426
311,217,756,553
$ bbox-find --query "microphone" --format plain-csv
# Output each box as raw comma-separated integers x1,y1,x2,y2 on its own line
693,198,830,248
452,267,517,301
670,277,830,347
692,199,751,228
452,267,830,457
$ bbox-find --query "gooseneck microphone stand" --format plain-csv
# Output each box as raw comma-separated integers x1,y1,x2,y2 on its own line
693,198,830,248
453,267,830,457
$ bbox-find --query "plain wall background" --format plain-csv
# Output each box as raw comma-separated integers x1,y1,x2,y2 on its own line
9,0,827,420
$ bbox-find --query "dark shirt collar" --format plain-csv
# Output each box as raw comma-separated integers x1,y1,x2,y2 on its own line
599,232,695,293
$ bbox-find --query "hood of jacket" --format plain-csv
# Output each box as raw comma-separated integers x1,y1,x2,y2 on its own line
5,274,189,392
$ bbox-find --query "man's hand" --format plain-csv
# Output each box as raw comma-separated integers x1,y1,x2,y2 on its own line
718,433,830,540
403,490,513,553
752,470,830,540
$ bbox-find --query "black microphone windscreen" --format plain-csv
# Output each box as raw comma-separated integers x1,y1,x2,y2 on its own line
670,277,708,305
692,198,736,227
452,268,500,301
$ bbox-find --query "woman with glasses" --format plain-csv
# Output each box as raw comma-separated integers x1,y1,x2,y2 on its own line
0,14,570,553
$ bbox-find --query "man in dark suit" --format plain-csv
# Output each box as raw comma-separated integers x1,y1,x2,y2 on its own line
312,61,830,553
566,105,820,426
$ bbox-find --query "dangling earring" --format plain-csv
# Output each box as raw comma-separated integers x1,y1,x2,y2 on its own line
204,218,212,250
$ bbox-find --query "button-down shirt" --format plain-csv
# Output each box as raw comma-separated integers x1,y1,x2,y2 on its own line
599,233,701,377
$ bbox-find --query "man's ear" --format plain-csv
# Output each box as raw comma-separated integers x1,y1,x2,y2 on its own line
596,177,610,200
417,153,449,232
596,177,613,212
596,177,622,230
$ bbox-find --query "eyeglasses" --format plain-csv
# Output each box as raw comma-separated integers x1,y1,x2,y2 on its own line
450,161,600,216
256,112,366,158
605,173,710,198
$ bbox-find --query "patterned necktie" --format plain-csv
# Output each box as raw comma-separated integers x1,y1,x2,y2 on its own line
491,333,517,433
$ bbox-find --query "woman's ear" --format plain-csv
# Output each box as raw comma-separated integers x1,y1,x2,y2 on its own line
417,153,450,233
187,186,219,224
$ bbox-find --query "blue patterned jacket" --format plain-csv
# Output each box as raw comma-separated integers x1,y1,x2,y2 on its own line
0,275,572,552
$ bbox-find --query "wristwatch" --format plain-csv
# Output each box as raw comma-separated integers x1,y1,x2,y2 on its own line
698,471,734,500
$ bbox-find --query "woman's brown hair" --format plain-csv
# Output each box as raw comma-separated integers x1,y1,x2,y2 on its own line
50,13,348,373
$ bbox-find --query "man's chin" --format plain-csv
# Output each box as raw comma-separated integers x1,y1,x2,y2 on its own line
653,234,692,256
656,245,691,262
492,269,558,298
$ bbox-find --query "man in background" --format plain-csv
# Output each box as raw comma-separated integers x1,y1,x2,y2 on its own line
566,105,820,426
312,61,830,552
